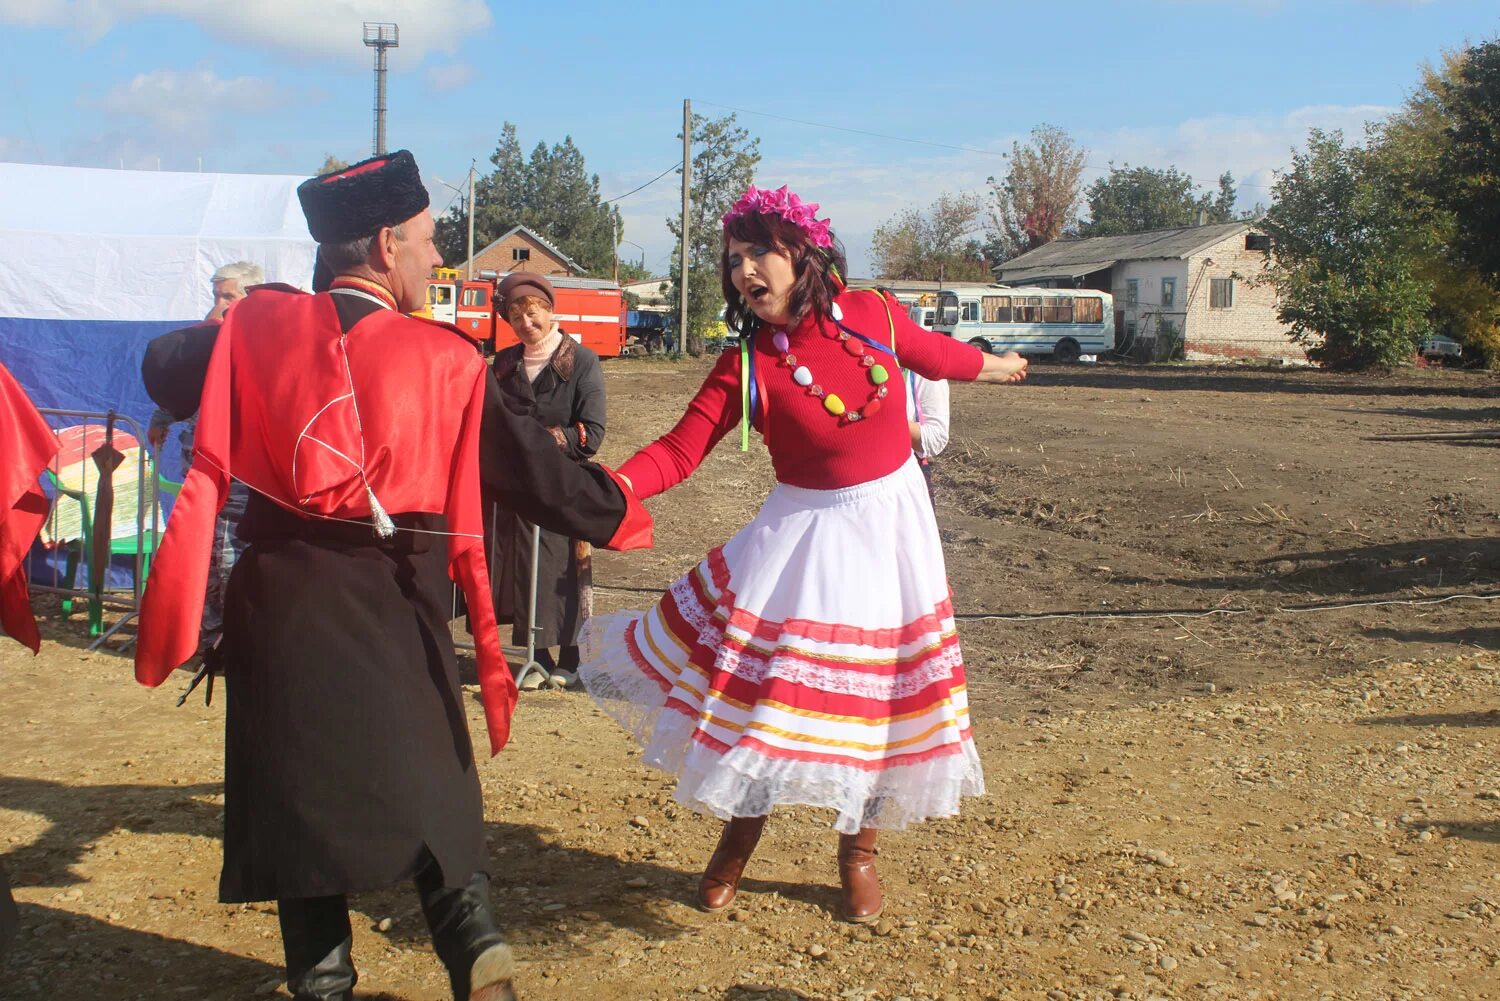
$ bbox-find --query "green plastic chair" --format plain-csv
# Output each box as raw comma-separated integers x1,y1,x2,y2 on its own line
44,467,181,636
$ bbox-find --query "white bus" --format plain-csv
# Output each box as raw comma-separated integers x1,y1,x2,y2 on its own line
934,285,1114,363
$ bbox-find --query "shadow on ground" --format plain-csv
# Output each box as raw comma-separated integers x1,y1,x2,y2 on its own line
1113,537,1500,598
1358,405,1500,424
1356,710,1500,728
4,902,281,1001
722,987,822,1001
1031,364,1498,399
0,775,222,888
1425,821,1500,844
1364,625,1500,649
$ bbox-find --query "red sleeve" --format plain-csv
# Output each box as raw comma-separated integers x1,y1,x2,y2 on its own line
136,311,235,685
446,361,516,756
598,465,654,550
881,292,985,382
0,363,58,653
617,348,742,499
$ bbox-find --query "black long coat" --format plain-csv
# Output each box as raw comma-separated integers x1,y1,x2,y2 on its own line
488,334,605,649
141,296,628,903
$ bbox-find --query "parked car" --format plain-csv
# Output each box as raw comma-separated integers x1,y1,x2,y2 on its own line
1420,335,1463,365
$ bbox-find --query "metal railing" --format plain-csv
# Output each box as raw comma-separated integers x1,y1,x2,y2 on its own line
451,520,555,689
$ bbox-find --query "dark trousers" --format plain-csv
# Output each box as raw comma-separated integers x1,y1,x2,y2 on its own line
278,854,505,1000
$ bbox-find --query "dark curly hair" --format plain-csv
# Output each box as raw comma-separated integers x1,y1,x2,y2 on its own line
720,211,848,337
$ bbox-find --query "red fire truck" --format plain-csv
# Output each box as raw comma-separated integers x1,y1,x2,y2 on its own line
423,268,628,358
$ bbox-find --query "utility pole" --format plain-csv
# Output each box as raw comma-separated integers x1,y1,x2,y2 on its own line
363,22,399,156
465,163,476,281
679,98,692,355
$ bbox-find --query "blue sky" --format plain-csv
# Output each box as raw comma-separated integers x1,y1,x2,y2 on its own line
2,0,1496,276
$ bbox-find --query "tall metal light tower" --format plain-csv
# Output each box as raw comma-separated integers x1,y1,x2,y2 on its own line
362,22,399,156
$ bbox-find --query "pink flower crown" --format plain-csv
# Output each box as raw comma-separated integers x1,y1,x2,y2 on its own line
721,184,833,249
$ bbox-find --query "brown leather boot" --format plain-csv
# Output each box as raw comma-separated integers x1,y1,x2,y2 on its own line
837,828,883,923
697,815,768,912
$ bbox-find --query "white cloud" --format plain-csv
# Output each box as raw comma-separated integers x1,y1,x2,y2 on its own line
94,68,296,135
0,0,488,61
426,61,476,94
548,102,1400,278
0,0,66,25
1084,103,1396,208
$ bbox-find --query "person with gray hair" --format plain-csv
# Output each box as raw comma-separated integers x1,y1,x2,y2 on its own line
207,261,265,320
146,260,265,659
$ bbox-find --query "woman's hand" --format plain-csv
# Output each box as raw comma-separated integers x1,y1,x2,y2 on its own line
978,350,1028,384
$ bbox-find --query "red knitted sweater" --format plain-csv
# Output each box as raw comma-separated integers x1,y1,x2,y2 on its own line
619,290,984,497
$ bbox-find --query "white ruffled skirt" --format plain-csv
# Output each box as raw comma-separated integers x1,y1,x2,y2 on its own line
580,457,984,833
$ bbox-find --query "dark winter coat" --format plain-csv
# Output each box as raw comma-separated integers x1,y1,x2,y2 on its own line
488,333,605,649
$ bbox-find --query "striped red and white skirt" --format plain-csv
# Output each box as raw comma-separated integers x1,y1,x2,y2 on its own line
579,457,984,833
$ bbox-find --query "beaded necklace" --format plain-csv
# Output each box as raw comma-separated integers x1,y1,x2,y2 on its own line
773,300,897,425
738,292,902,448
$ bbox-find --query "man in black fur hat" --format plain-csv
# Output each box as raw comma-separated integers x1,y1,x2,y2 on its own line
138,151,650,1001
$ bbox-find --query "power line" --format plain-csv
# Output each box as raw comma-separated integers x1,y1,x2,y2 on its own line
436,185,464,219
604,161,683,204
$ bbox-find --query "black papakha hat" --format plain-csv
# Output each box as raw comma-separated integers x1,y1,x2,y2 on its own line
297,150,430,244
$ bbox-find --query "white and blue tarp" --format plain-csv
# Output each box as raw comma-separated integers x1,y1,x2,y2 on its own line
0,161,316,464
1,162,315,591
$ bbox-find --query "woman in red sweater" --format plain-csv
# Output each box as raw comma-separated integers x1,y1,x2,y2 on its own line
580,185,1026,922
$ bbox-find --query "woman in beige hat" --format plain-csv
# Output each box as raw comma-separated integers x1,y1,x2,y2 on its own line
489,272,607,687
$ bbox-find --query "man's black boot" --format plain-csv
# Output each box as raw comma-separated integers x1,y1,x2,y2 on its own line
418,869,516,1001
278,896,357,1001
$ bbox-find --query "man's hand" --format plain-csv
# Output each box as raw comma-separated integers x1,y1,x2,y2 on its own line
147,424,168,448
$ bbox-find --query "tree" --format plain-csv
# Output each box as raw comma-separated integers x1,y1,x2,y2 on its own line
985,124,1087,263
1438,38,1500,289
1377,46,1500,364
616,257,655,284
317,154,349,175
1209,171,1238,223
1080,164,1239,237
1259,129,1432,369
664,112,760,355
615,256,656,309
520,135,620,272
871,192,991,282
1080,166,1242,237
436,123,621,275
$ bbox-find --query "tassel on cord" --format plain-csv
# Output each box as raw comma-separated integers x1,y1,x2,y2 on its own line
366,485,396,539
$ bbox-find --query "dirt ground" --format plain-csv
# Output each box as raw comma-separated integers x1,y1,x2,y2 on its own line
5,360,1500,1001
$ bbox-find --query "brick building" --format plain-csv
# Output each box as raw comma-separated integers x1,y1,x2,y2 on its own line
463,225,585,278
996,222,1298,361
